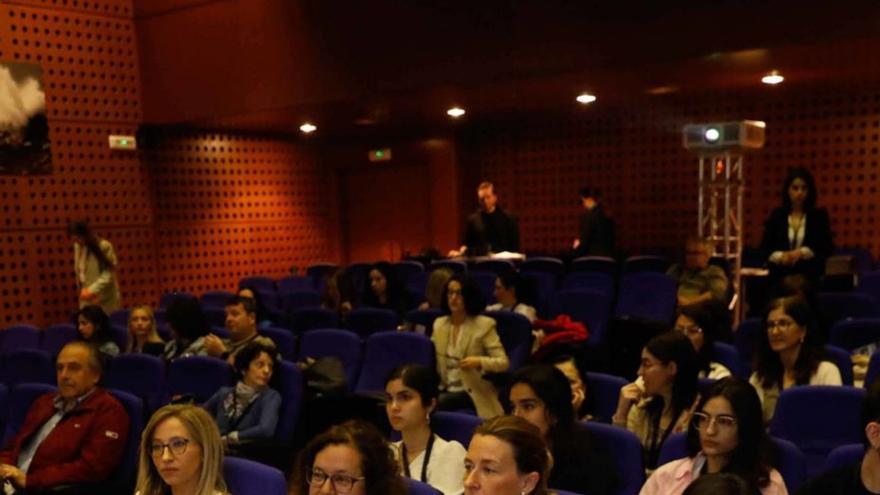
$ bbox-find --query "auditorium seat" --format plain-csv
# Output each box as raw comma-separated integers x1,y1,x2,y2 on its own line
866,351,880,387
614,273,676,324
355,332,434,395
623,255,670,274
405,478,442,495
273,360,304,445
110,324,129,352
279,289,321,313
40,323,78,357
306,263,340,288
288,307,339,334
485,311,532,371
259,326,297,362
733,318,762,376
105,389,145,492
471,271,498,304
159,292,197,309
431,411,482,448
828,318,880,351
584,372,627,423
581,421,643,495
562,271,615,297
200,290,235,308
1,349,55,387
519,256,565,278
430,259,467,274
298,329,363,391
4,383,55,445
816,292,880,325
203,307,227,328
109,308,130,327
164,356,234,404
238,276,277,293
473,259,514,275
278,275,315,292
393,260,424,283
713,342,742,379
405,308,443,337
223,457,287,495
104,353,165,413
555,288,611,345
0,324,41,353
824,345,854,386
347,307,399,338
520,271,557,319
571,256,617,275
823,443,864,473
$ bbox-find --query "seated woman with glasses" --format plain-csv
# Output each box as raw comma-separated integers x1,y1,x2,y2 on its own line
640,377,786,495
749,296,841,423
673,302,732,380
432,274,509,418
136,404,228,495
290,419,407,495
613,332,699,472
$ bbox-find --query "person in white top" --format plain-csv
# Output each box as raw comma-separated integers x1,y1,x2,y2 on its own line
486,271,537,322
136,404,229,495
385,364,466,495
641,378,787,495
749,296,842,423
674,303,732,381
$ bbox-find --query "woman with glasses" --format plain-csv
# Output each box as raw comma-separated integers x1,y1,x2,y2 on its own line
640,378,787,495
290,419,407,495
508,365,618,495
613,332,699,471
464,415,551,495
136,404,228,495
673,302,731,380
385,364,466,495
749,296,841,422
432,274,509,418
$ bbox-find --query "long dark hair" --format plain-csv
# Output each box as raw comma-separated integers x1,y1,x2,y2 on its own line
780,167,818,212
68,221,113,271
440,274,486,316
290,420,407,495
362,262,410,316
385,364,440,410
686,378,773,491
165,296,210,343
754,296,825,389
74,305,115,346
644,331,699,417
677,302,725,377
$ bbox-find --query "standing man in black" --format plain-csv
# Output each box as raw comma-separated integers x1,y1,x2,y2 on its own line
572,187,615,258
450,181,520,257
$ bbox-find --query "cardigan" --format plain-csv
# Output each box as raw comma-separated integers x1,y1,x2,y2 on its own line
203,385,282,443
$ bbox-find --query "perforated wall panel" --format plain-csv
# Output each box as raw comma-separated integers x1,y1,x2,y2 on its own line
464,87,880,259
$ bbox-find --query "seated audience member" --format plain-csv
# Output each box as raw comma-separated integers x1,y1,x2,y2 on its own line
682,473,755,495
667,236,729,307
127,304,166,356
385,364,466,495
796,380,880,495
205,296,261,364
75,304,120,358
362,262,412,319
321,267,356,322
290,419,408,495
465,415,550,495
509,365,618,495
0,342,129,493
136,404,228,495
487,271,537,323
614,332,699,471
547,354,591,421
237,285,274,328
164,296,211,361
203,338,281,452
749,296,841,423
674,302,732,380
432,274,509,418
641,377,786,495
418,268,453,311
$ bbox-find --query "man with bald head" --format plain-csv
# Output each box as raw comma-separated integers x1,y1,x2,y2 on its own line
0,341,129,493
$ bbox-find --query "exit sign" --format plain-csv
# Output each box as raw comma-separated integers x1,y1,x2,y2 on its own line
368,148,392,162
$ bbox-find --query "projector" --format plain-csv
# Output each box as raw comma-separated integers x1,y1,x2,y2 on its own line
682,120,766,150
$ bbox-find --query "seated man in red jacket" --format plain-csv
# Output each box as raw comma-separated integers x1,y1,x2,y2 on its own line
0,341,129,493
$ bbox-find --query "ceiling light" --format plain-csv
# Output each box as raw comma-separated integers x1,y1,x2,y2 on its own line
761,71,784,85
299,123,317,133
447,107,466,118
576,93,597,104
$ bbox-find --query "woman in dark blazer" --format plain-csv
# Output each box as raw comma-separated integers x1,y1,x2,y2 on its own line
760,167,833,293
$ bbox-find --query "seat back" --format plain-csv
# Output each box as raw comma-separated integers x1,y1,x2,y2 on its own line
823,443,864,473
238,276,277,293
824,345,854,386
430,259,467,274
829,318,880,351
105,389,145,490
393,260,424,282
473,259,514,275
289,308,340,334
40,323,78,357
307,263,340,289
584,372,628,423
298,329,363,391
733,318,762,376
104,353,165,413
0,324,41,353
581,421,644,495
165,356,234,404
772,436,808,493
4,383,56,445
2,349,55,387
278,276,315,292
280,289,321,312
405,309,443,336
571,256,617,274
203,307,227,328
520,256,564,277
657,431,688,466
274,361,304,443
562,271,615,297
405,477,443,495
432,412,482,448
109,324,129,352
623,255,670,274
260,327,297,362
712,342,742,379
200,290,235,308
485,311,532,371
347,308,399,338
868,351,880,387
109,309,130,327
555,288,611,345
614,273,676,324
159,292,197,309
471,271,498,304
521,271,558,319
224,457,288,495
355,332,434,394
817,292,880,325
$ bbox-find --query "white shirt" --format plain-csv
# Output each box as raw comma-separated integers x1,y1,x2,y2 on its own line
749,360,842,422
392,435,466,495
486,302,537,322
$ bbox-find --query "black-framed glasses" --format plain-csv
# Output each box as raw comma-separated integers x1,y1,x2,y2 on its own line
150,437,190,457
692,411,737,432
306,468,365,493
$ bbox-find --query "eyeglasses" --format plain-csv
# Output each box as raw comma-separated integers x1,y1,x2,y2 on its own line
692,411,737,432
767,319,795,331
150,438,190,457
447,289,463,297
306,468,364,494
674,325,703,337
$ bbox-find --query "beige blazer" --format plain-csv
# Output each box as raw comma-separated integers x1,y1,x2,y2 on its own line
432,314,509,418
73,238,121,313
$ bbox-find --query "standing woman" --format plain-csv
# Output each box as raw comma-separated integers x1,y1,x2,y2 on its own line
749,296,841,423
432,274,509,418
760,167,833,293
613,332,700,472
69,221,122,313
136,404,229,495
385,364,466,495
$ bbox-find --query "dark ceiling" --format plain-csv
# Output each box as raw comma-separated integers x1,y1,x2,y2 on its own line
136,0,880,137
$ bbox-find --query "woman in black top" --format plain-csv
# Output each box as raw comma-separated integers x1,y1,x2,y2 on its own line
361,261,412,318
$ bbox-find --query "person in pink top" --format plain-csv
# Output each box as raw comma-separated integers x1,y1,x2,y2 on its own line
640,377,788,495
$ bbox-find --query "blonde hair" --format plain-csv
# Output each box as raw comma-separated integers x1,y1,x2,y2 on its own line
127,304,162,353
136,404,227,495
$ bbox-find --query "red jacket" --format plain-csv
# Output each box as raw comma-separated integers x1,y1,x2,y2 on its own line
0,388,130,492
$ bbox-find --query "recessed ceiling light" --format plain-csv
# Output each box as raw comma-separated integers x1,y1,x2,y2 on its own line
447,107,466,118
761,71,784,85
646,85,678,96
299,123,317,133
576,93,597,104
